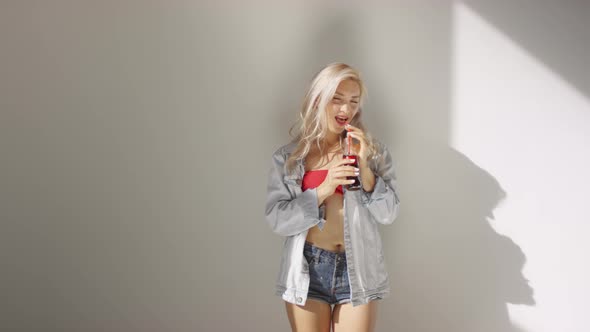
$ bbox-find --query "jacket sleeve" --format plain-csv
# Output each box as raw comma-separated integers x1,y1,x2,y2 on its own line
265,147,326,236
360,141,401,225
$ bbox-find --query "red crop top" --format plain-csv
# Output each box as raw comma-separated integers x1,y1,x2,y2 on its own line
301,169,343,195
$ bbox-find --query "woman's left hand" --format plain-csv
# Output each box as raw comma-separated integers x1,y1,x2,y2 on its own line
344,124,369,163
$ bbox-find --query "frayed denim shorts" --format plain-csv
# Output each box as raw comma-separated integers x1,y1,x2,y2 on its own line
304,241,352,305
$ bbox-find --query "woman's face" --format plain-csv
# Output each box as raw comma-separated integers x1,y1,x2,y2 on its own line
325,79,361,135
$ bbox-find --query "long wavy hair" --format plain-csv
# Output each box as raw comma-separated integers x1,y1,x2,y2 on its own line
285,62,378,174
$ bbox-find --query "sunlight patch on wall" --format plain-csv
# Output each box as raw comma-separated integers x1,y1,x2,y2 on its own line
451,2,590,332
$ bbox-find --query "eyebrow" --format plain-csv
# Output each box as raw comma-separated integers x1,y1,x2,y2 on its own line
335,92,360,98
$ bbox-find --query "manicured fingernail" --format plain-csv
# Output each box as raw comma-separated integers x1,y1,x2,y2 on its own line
354,168,359,171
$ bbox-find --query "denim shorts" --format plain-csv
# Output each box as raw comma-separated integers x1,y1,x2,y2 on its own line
304,241,351,305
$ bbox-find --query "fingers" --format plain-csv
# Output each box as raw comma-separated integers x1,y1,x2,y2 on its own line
329,171,357,185
346,131,367,144
345,124,358,131
325,165,359,189
338,178,357,185
325,156,360,189
345,124,366,141
336,156,357,166
327,157,355,169
334,157,358,171
331,166,360,178
345,124,366,138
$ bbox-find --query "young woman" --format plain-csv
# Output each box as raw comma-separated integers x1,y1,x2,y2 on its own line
265,62,400,332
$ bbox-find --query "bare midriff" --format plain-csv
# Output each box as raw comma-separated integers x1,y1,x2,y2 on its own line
305,193,345,253
304,149,346,253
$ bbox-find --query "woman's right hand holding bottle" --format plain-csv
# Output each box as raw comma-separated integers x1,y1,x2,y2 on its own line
316,156,359,205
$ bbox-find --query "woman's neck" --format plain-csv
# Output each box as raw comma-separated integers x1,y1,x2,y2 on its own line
317,136,342,154
325,132,342,148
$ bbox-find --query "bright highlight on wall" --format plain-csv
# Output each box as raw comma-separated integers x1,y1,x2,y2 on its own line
451,3,590,332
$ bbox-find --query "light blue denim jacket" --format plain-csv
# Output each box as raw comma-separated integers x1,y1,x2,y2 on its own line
265,139,400,307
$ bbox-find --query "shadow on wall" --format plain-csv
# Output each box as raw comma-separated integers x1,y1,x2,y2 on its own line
382,137,535,332
375,1,590,329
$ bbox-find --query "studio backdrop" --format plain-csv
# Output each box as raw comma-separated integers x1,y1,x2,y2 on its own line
1,1,589,331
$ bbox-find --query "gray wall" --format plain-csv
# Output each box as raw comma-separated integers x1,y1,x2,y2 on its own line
1,1,588,331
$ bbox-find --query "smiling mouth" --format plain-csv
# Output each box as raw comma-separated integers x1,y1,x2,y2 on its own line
335,116,349,126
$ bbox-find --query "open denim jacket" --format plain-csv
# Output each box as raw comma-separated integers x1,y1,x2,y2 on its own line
265,139,400,307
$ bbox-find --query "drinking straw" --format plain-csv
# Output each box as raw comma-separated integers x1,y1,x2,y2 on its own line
347,130,352,155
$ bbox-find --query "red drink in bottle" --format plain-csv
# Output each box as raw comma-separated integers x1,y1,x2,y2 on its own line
343,154,361,190
343,129,361,191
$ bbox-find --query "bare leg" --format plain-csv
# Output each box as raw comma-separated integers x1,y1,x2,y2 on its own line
285,299,332,332
331,301,378,332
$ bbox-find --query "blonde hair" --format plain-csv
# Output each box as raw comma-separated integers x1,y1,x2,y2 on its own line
285,62,378,174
